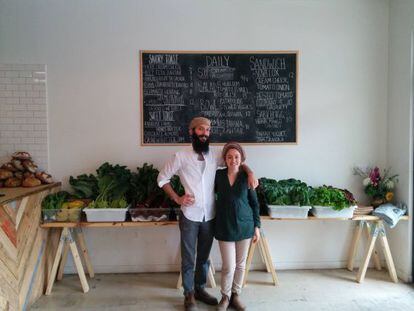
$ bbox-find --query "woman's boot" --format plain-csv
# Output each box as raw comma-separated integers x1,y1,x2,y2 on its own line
217,295,230,311
230,293,246,311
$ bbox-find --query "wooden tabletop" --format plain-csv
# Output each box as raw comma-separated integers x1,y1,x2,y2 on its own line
0,182,61,205
40,215,409,228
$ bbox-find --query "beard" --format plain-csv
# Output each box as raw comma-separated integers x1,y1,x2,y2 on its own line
191,132,210,154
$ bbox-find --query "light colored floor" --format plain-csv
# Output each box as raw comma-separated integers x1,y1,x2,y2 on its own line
32,269,414,311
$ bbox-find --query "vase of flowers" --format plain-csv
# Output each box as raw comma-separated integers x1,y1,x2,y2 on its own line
353,166,398,207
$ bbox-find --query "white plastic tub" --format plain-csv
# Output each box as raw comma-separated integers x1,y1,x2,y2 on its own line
83,208,128,222
310,205,356,219
268,205,311,219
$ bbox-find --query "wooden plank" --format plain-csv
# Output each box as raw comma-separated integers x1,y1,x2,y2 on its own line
242,239,256,286
365,222,382,271
17,194,42,262
0,254,18,294
1,203,17,225
39,215,410,228
0,274,18,311
44,228,62,289
0,225,17,261
347,221,363,271
0,183,61,205
0,233,18,279
57,240,70,281
26,230,48,310
15,196,29,229
45,228,66,295
207,265,216,288
18,225,43,288
19,230,44,310
262,236,279,286
74,229,94,278
258,238,271,272
67,230,89,293
378,222,398,283
357,224,379,283
17,200,41,265
0,208,17,246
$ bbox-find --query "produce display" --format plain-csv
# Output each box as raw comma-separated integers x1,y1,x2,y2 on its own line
40,159,360,222
310,185,356,211
41,191,86,222
260,178,312,206
0,151,53,188
258,178,357,215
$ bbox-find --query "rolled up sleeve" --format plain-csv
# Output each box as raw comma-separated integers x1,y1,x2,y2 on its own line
157,153,181,188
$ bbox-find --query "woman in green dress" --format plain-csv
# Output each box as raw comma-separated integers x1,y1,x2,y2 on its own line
215,142,261,311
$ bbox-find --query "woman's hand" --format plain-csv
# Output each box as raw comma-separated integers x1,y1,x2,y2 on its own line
252,227,261,243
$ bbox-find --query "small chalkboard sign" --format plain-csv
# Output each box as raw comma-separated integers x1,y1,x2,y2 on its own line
140,51,298,145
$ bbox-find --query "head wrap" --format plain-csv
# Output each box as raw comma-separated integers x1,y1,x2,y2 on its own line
222,142,246,163
189,117,211,130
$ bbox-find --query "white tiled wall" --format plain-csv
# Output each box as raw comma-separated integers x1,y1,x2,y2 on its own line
0,64,48,170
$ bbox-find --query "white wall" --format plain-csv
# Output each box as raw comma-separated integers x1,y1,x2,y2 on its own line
0,0,398,275
387,0,414,282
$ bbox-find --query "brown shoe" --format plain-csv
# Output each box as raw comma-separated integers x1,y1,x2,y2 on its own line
194,288,219,305
217,295,230,311
184,293,198,311
230,293,246,311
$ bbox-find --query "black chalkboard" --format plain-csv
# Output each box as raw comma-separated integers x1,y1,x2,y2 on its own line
140,51,297,145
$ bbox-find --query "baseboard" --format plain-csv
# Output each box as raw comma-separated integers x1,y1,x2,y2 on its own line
63,260,383,275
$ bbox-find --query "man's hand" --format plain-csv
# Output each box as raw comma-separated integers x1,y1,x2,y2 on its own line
175,194,195,206
247,173,258,189
252,227,261,243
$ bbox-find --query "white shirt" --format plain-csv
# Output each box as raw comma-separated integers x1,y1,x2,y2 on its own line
157,146,223,222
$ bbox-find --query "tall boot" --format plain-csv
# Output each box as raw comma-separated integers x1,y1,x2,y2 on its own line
217,295,230,311
230,292,246,311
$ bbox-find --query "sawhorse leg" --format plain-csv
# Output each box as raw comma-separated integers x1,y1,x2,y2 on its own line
74,227,95,278
347,221,382,271
176,241,216,289
45,228,90,295
243,228,278,287
357,221,398,283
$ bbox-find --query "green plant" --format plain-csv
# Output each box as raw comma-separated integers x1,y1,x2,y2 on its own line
88,162,132,209
42,191,72,210
69,174,98,199
129,163,163,205
260,178,312,206
310,186,353,211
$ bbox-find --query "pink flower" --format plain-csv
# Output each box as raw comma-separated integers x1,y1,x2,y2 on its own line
369,167,381,187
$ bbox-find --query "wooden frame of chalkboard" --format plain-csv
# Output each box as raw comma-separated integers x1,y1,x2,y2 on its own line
139,50,298,146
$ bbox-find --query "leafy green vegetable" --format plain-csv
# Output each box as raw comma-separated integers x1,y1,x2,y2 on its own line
310,186,353,211
260,178,312,206
42,191,71,210
87,162,132,209
130,163,163,205
69,174,98,199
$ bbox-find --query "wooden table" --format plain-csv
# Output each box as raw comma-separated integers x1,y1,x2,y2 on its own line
40,214,409,294
242,215,409,287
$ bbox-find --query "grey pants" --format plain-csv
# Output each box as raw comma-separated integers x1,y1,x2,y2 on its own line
179,212,215,295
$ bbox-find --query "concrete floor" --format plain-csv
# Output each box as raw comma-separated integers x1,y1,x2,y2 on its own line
32,269,414,311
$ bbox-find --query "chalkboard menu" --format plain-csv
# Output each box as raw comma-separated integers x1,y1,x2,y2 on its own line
140,51,298,145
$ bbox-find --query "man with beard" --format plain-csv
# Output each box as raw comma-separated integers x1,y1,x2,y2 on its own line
157,117,258,311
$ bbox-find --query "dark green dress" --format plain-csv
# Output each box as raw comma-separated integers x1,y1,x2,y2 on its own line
214,168,261,242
